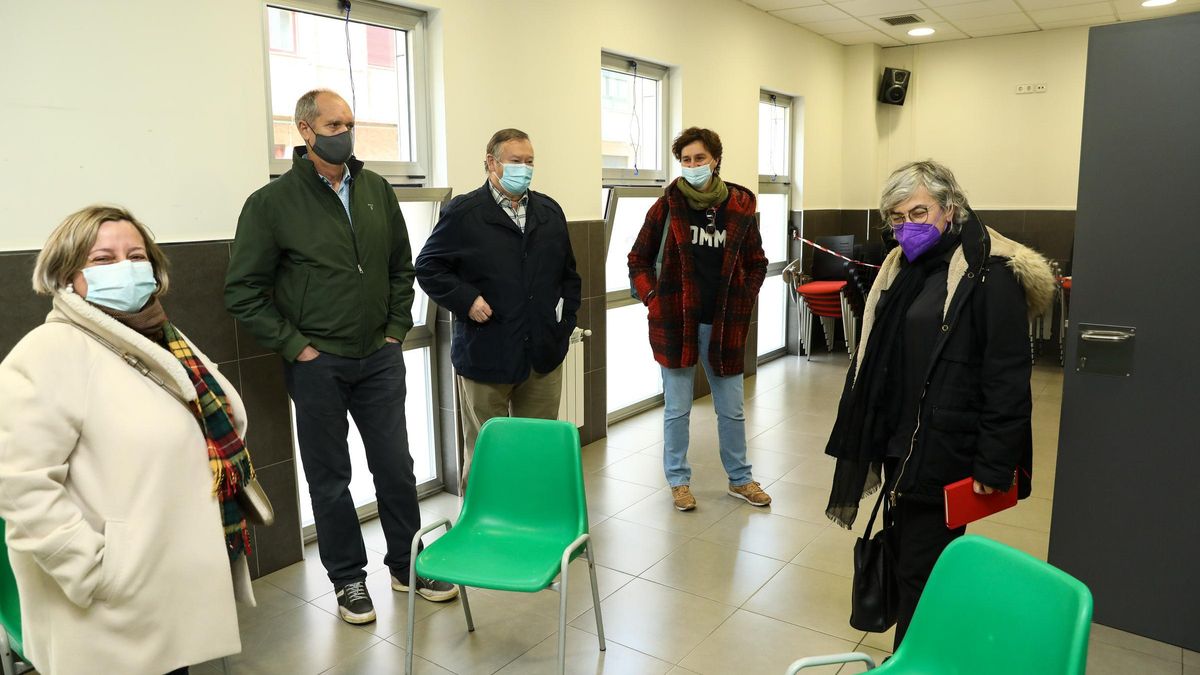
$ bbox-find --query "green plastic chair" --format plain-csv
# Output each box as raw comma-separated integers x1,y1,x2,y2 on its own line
1,518,34,675
404,418,605,675
786,535,1093,675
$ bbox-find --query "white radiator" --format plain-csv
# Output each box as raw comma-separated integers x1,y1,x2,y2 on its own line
558,327,590,428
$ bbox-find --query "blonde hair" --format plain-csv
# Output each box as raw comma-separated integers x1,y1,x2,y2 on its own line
32,205,171,296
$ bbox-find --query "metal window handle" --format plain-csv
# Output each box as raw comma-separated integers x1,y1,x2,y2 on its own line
1081,330,1133,343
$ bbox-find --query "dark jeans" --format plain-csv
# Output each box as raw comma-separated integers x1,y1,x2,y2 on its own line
890,497,966,649
284,342,422,585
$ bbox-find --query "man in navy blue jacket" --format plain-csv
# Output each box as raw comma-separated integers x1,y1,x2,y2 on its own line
415,128,581,489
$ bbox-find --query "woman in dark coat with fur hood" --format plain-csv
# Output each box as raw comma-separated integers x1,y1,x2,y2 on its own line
824,160,1056,648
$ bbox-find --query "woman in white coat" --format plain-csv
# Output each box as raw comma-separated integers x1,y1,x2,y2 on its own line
0,205,257,675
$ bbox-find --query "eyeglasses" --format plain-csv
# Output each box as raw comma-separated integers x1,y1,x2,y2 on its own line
704,208,717,234
888,204,936,226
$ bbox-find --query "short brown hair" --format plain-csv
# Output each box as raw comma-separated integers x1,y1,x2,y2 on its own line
672,127,723,172
32,205,171,296
484,128,531,169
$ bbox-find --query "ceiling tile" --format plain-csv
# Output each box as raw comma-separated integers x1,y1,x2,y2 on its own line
743,0,827,11
935,0,1025,19
801,17,878,32
1035,14,1120,26
919,0,996,8
822,28,906,44
1112,0,1200,20
1014,0,1106,12
831,0,927,18
954,11,1041,28
771,4,855,22
1030,2,1115,21
872,19,972,40
965,24,1043,34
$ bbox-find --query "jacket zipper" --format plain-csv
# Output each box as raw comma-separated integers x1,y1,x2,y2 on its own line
890,392,926,507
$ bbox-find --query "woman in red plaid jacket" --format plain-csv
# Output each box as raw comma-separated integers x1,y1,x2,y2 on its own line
628,127,771,512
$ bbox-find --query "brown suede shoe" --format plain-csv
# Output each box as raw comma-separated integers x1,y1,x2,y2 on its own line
728,481,772,506
671,485,697,511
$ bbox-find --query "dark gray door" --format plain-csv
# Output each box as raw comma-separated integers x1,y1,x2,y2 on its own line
1048,13,1200,650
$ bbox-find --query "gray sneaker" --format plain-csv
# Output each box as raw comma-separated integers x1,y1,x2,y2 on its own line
334,580,376,624
391,574,459,602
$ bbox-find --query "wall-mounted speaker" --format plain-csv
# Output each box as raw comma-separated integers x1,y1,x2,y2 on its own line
878,67,911,106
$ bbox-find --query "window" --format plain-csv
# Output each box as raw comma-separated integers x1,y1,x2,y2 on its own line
395,187,452,331
264,0,429,180
602,187,665,419
601,53,669,184
757,91,794,359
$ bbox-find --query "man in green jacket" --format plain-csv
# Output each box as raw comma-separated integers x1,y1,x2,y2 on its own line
225,89,456,626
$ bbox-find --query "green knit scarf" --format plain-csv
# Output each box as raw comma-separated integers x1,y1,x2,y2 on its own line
675,174,730,210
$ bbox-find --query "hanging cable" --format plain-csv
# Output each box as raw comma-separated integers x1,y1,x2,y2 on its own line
769,94,780,182
341,0,357,111
628,60,641,176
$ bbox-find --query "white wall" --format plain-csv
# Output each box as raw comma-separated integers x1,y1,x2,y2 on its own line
0,0,270,250
0,0,1095,255
870,28,1090,210
0,0,848,252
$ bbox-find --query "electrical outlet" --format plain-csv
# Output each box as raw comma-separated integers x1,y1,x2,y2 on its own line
1034,83,1047,93
1016,84,1029,94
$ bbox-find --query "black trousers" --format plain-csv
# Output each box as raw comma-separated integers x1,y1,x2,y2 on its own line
890,497,965,649
284,343,422,585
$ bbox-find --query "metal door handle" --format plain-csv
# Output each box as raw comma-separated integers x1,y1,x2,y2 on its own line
1081,330,1132,343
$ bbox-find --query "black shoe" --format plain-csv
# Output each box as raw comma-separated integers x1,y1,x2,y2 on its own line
391,573,459,602
335,580,377,624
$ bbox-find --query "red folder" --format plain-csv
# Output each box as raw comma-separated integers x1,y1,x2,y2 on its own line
944,475,1018,529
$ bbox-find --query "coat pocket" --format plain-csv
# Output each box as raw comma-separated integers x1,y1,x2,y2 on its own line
95,520,130,603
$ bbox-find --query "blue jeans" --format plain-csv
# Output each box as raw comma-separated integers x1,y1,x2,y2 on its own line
661,323,753,488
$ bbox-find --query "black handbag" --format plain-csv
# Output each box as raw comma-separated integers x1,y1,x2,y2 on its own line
850,488,898,632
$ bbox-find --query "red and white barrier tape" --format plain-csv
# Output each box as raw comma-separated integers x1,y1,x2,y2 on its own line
792,234,882,269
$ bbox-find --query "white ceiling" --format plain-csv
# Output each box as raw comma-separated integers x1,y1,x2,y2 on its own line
742,0,1200,45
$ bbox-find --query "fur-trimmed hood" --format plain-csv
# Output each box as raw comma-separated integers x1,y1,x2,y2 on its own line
854,214,1056,376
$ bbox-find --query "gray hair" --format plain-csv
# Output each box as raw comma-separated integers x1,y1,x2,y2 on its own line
484,128,530,170
294,88,341,129
879,160,971,233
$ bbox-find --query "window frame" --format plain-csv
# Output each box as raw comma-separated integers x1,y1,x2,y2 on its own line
601,52,671,187
602,186,670,422
757,90,795,363
262,0,432,183
758,90,793,186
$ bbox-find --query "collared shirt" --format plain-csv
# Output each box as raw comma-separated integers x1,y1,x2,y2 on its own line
314,159,354,223
488,179,529,233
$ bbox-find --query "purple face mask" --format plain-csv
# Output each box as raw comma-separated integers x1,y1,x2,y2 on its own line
893,221,943,262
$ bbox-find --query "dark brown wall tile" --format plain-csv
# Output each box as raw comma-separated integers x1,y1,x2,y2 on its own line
588,222,607,300
238,354,295,468
248,460,304,578
161,242,237,364
568,221,591,300
0,251,50,361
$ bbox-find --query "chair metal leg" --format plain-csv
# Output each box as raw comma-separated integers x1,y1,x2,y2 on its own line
820,317,835,352
221,656,232,675
1,630,15,675
786,652,877,673
405,518,452,675
460,585,475,631
585,543,606,651
558,554,570,675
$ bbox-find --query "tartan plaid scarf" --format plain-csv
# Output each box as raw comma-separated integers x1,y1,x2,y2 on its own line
162,322,253,560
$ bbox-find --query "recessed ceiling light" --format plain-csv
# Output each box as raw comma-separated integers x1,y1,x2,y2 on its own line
908,27,936,36
1141,0,1175,6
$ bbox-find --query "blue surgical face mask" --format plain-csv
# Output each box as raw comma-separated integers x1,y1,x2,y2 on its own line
496,162,533,195
681,163,713,188
81,260,158,312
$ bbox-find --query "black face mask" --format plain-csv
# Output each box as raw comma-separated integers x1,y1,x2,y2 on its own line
308,128,354,165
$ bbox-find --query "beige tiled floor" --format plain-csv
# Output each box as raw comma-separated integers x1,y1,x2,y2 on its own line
192,356,1192,674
